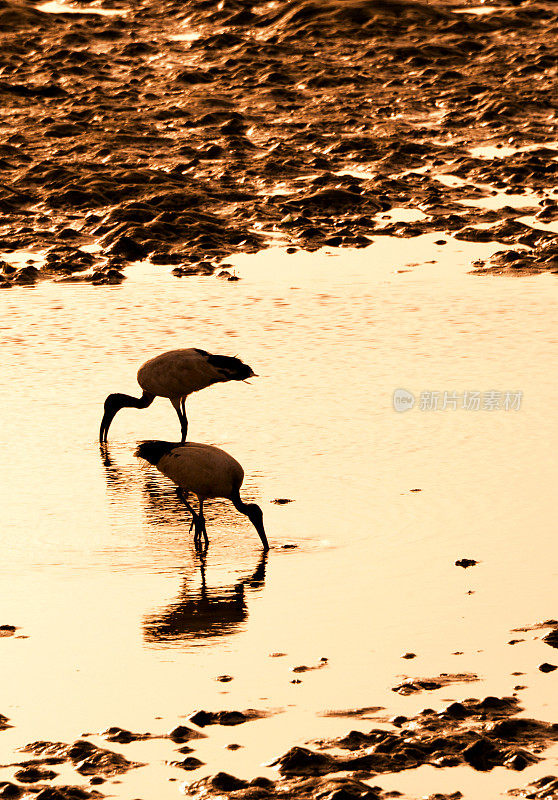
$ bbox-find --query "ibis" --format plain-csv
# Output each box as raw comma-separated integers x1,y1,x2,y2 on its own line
135,440,269,551
100,348,256,443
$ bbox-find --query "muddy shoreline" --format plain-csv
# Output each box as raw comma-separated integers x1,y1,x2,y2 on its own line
0,0,557,285
2,626,558,800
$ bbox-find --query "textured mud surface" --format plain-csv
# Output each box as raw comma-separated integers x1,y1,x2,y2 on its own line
181,695,558,798
0,0,557,284
2,680,558,799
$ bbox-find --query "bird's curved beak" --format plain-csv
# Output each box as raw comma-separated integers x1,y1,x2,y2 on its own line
99,407,116,443
254,517,269,551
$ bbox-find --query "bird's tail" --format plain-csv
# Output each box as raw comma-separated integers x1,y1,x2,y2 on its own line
135,440,180,465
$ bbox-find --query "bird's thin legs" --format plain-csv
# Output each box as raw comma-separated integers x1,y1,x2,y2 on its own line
198,498,208,548
176,489,206,550
175,399,188,443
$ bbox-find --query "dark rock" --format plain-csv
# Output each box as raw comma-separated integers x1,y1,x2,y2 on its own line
209,772,248,791
0,784,22,799
539,663,557,673
108,236,147,261
543,629,558,649
14,767,57,783
0,624,17,634
167,725,205,742
270,746,334,776
462,737,503,770
21,740,143,776
99,727,149,744
168,757,204,770
503,749,538,770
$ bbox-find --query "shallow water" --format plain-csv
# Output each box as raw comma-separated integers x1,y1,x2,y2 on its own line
1,234,558,798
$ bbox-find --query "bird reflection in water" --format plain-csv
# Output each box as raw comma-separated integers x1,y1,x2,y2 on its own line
143,550,267,643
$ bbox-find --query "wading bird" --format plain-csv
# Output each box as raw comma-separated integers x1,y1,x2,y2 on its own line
99,348,256,443
135,440,269,551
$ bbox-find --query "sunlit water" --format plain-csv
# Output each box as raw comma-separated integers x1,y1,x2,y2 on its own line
1,234,557,799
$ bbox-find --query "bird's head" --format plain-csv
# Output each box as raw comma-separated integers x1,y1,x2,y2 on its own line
245,503,269,551
240,363,257,380
99,393,128,442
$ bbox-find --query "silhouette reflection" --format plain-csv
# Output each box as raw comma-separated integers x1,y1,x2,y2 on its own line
143,550,267,643
101,441,184,522
100,441,133,495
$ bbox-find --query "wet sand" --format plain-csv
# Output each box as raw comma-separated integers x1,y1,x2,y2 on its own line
1,0,558,797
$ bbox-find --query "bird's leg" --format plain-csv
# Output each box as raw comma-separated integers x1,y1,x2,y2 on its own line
179,398,188,443
174,403,188,444
197,498,208,548
175,488,201,542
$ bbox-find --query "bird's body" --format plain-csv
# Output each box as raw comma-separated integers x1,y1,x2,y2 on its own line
100,348,255,443
135,440,269,550
156,441,244,500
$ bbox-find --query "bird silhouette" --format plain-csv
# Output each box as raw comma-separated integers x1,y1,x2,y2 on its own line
135,440,269,551
99,348,256,443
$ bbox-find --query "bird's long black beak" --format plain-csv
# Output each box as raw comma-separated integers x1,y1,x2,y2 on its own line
99,406,116,443
254,517,269,551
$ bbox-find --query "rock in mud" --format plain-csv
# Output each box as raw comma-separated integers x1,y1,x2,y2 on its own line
455,559,478,568
462,738,503,771
0,784,22,799
188,709,268,727
186,772,249,793
32,788,103,800
321,706,384,719
509,775,558,799
392,673,478,695
308,695,558,778
13,766,58,783
21,741,144,776
167,725,206,743
292,659,328,674
168,756,205,771
270,747,336,776
184,772,382,799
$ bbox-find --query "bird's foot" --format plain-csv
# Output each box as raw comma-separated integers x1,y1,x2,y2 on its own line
193,516,208,550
